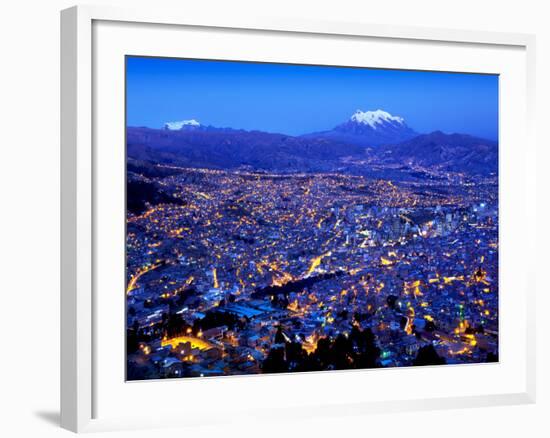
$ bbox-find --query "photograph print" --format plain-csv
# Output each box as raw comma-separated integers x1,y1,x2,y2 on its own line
125,56,499,380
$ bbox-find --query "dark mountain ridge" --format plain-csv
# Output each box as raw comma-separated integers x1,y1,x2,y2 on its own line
378,131,498,175
127,126,365,172
127,111,497,176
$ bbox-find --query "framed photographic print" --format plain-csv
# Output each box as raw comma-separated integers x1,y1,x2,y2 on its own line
125,57,500,379
61,5,536,433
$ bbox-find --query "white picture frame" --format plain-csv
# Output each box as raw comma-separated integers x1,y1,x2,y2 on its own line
61,4,537,433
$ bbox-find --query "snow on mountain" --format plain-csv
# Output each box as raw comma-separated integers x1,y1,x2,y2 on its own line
164,119,201,130
350,109,405,129
303,109,417,147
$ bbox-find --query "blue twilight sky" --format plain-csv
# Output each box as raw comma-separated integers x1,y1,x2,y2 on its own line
126,56,499,140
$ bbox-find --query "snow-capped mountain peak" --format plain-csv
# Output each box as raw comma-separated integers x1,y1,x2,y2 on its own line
302,108,416,146
350,109,405,129
164,119,201,130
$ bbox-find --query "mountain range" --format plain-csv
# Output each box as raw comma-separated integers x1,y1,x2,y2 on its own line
128,125,364,172
378,130,498,175
127,110,497,176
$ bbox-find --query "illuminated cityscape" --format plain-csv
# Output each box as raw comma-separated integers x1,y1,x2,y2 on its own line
125,57,498,380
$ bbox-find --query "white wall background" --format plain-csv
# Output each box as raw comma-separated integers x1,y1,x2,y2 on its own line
0,1,547,436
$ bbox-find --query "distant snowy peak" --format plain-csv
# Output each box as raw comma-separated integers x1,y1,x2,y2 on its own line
350,109,405,129
164,119,201,130
302,108,416,147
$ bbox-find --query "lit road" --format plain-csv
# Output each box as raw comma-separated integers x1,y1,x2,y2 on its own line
161,336,214,351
